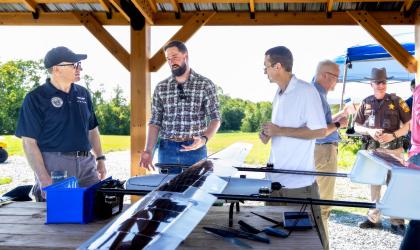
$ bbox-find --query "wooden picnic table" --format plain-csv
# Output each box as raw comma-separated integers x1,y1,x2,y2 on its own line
0,202,322,250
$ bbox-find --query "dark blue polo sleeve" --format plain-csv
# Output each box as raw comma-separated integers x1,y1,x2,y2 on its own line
87,91,99,130
15,93,43,139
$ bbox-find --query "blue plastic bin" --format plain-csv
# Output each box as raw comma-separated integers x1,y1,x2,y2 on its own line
43,176,109,224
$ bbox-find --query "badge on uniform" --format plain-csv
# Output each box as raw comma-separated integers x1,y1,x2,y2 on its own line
368,114,375,127
388,103,395,110
399,99,410,113
51,97,63,108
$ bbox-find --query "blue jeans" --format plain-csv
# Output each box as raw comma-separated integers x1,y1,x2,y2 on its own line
157,139,207,174
400,153,420,250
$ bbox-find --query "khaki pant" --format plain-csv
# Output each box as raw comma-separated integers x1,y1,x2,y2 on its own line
267,182,328,250
33,152,99,202
315,143,338,242
367,148,405,225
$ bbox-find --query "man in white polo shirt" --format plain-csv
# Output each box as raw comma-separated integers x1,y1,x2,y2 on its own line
260,46,328,249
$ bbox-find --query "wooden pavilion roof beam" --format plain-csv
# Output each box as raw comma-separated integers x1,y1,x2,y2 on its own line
131,0,155,24
169,0,180,14
147,0,158,13
149,11,215,71
401,0,414,12
327,0,334,13
154,11,414,25
0,0,412,4
21,0,37,13
73,11,131,70
0,11,414,25
154,0,406,3
249,0,255,18
347,10,417,73
108,0,130,22
98,0,111,13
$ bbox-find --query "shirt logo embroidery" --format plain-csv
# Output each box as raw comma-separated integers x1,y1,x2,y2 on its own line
51,97,63,108
76,96,87,104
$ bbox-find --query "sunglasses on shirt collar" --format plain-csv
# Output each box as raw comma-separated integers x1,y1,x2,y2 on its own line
177,84,187,100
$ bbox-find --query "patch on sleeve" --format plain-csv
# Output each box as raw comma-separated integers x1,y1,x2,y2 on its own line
399,99,411,113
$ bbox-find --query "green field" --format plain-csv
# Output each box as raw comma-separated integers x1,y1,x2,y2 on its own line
1,132,357,167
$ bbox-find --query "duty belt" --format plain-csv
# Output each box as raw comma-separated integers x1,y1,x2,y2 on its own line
61,151,90,157
362,137,403,150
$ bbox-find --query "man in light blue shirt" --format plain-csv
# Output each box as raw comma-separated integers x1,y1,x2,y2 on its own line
312,60,348,241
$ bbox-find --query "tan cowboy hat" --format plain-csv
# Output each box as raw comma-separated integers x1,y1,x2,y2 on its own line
364,67,394,82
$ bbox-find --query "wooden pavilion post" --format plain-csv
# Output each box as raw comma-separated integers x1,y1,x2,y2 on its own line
130,24,151,197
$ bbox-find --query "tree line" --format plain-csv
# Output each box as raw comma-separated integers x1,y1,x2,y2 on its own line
0,60,271,135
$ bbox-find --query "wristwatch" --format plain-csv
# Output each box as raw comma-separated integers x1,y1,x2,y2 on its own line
96,155,106,161
334,122,341,129
201,135,209,144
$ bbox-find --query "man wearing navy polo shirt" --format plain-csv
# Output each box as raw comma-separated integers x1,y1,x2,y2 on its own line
15,46,106,201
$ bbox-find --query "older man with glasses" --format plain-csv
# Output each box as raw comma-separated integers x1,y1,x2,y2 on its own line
354,67,411,235
312,60,350,243
139,41,221,174
15,46,106,201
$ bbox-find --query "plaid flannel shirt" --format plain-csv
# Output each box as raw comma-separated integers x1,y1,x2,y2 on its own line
149,69,221,139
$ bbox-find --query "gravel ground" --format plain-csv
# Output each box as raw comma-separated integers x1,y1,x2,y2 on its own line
0,151,404,249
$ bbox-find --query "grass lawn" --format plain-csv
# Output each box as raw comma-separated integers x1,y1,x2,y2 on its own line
1,132,357,167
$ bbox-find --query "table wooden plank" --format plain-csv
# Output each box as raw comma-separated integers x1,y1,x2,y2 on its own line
0,202,322,250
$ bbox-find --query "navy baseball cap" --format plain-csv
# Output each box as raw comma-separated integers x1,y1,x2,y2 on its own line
44,46,87,68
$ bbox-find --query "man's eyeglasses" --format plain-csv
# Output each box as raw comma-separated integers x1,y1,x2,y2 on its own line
263,63,276,73
325,71,339,79
177,84,187,100
56,62,82,69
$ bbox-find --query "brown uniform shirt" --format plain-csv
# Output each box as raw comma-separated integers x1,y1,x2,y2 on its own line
355,93,411,133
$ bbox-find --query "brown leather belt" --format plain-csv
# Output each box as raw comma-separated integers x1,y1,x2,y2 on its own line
167,137,193,142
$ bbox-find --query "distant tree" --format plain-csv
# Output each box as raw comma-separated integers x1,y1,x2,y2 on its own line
240,101,272,132
95,85,130,135
0,60,44,134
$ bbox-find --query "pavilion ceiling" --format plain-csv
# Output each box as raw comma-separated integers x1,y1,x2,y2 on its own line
0,0,418,25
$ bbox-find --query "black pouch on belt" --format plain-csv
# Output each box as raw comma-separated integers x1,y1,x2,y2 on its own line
94,179,125,220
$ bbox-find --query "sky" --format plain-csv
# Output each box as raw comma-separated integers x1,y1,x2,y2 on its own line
0,25,415,104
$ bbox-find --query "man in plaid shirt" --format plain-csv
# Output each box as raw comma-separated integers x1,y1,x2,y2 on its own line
139,41,221,173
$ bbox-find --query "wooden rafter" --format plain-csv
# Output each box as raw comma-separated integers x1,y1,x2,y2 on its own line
73,12,131,71
249,0,255,13
0,11,414,26
0,0,410,4
98,0,111,13
108,0,130,22
327,0,334,13
147,0,158,13
149,12,216,71
131,0,155,25
401,0,414,12
169,0,180,13
347,10,417,73
21,0,37,12
154,0,402,3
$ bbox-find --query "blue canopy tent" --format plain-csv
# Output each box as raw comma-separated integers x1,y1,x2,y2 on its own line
334,42,415,107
